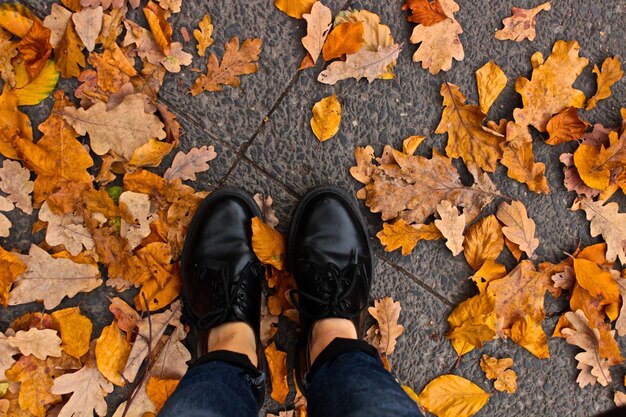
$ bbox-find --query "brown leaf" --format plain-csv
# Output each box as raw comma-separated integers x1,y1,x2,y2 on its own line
72,5,103,52
321,22,363,61
193,15,213,57
164,146,217,182
572,198,626,264
253,193,279,229
143,1,172,55
368,297,405,355
0,246,26,306
190,37,261,94
17,21,52,80
302,2,332,64
573,258,619,305
573,130,626,192
501,121,550,193
545,107,589,145
434,200,465,256
38,202,94,256
496,200,539,258
42,5,71,49
479,354,517,393
0,160,32,214
495,2,551,42
463,215,504,270
559,153,599,198
586,56,623,110
318,44,401,85
475,61,507,114
5,356,62,417
402,0,448,26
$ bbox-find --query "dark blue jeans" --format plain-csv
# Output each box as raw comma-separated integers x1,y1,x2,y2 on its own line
159,338,423,417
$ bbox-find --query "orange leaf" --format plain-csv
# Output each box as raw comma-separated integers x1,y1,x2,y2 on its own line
573,258,620,305
0,246,26,306
54,20,85,78
135,268,181,312
143,1,172,56
586,56,623,110
402,0,448,26
251,217,286,270
501,121,549,193
545,107,589,145
265,342,288,404
16,20,52,80
5,356,62,417
146,377,180,412
51,307,92,359
0,87,33,159
463,215,503,270
95,321,131,386
321,22,364,61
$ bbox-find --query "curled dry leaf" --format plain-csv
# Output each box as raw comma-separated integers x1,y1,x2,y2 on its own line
479,354,517,393
251,217,286,270
194,15,213,57
0,159,33,214
318,43,400,85
463,214,504,271
301,1,331,64
501,121,550,194
434,200,465,256
402,135,425,155
418,374,490,417
368,297,405,356
496,200,539,258
495,2,551,42
402,0,448,26
573,130,626,192
164,146,218,181
586,56,623,110
253,193,279,229
475,60,507,114
310,94,341,142
55,19,86,78
545,106,589,145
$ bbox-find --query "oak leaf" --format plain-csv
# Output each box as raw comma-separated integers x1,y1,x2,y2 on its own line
496,200,539,258
52,359,114,417
6,328,62,360
572,198,626,264
310,94,341,142
51,307,92,359
109,297,140,336
0,88,33,160
5,356,62,417
446,291,496,356
615,276,626,337
0,247,26,306
586,56,623,110
95,321,131,386
367,297,405,355
402,135,425,155
318,44,400,85
190,37,261,95
274,0,316,19
39,202,95,256
62,93,166,159
500,121,550,193
119,191,158,250
545,106,589,145
251,217,285,270
193,15,213,57
0,28,18,88
302,2,332,64
475,61,507,114
253,193,279,229
265,342,288,404
560,153,599,198
513,40,588,131
377,220,441,256
495,2,551,42
54,20,85,78
574,130,626,191
321,22,362,62
479,354,517,393
402,0,447,26
10,245,101,309
463,215,503,270
164,146,217,181
434,200,465,256
0,160,31,215
418,374,490,417
72,6,103,52
334,10,394,55
435,82,504,172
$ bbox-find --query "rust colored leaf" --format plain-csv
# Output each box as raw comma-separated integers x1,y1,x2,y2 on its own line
463,215,504,270
501,121,550,193
0,247,26,306
54,20,85,78
321,22,363,61
545,106,589,145
402,0,447,26
251,217,285,270
143,1,172,55
265,342,288,404
17,20,52,80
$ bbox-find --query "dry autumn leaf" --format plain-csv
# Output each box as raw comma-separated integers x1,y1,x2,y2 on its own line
418,374,490,417
146,377,179,412
572,198,626,264
0,160,32,214
0,246,26,306
72,5,103,52
39,201,95,256
164,146,217,181
251,216,286,270
96,321,131,386
501,121,550,193
274,0,317,19
545,106,589,145
13,58,59,105
310,94,341,142
403,0,448,26
301,1,331,65
496,200,539,258
446,291,496,356
463,214,504,270
54,19,85,78
6,355,63,417
194,15,213,57
586,56,623,110
475,60,507,114
479,354,517,393
321,22,363,61
377,220,441,255
265,342,288,404
318,43,401,85
368,297,405,356
51,307,92,359
495,2,551,42
434,200,465,256
402,135,425,155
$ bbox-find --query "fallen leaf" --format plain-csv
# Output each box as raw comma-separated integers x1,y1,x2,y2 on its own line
310,94,341,142
321,22,362,61
193,15,213,57
6,328,62,360
5,356,62,417
274,0,316,19
470,260,507,293
164,146,217,181
615,277,626,337
463,215,504,270
43,4,72,49
479,354,517,393
0,247,26,306
95,321,131,386
109,297,140,336
496,200,539,258
54,20,85,78
10,245,101,309
402,135,425,155
119,191,158,250
0,88,33,159
39,202,95,256
146,377,179,412
368,297,405,355
253,193,279,229
573,258,619,305
251,217,285,270
0,3,36,38
495,2,551,42
559,153,599,198
586,56,623,110
573,130,625,191
446,291,496,356
302,2,332,64
572,198,626,264
143,1,172,55
13,59,59,106
615,391,626,407
265,342,288,404
72,6,103,52
545,107,589,145
17,20,52,80
51,307,92,359
501,121,550,193
190,37,261,94
317,44,401,85
62,93,166,159
435,82,504,172
418,374,490,417
334,9,394,56
0,160,32,214
434,200,465,256
475,60,507,114
402,0,447,26
377,220,434,256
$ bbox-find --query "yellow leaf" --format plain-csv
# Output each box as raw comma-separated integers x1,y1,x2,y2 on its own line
573,258,620,305
470,260,506,293
402,385,420,404
5,356,62,417
321,22,364,61
479,354,517,393
310,94,341,142
54,20,85,78
402,135,425,155
0,86,33,159
0,246,27,306
265,342,288,404
435,82,504,172
274,0,316,19
446,291,496,356
545,106,589,145
377,220,420,256
418,374,490,417
127,139,175,169
135,270,181,312
509,316,549,359
475,60,507,114
463,215,503,270
146,377,179,412
51,307,92,359
586,56,623,110
144,1,172,56
95,321,131,386
194,15,213,57
0,3,35,38
251,217,285,270
13,59,59,106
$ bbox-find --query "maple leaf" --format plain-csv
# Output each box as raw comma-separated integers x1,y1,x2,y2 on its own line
435,82,504,172
463,214,504,270
10,245,101,309
367,297,405,355
434,200,465,256
72,5,103,52
475,60,507,114
513,40,588,131
418,374,490,417
265,342,288,404
496,200,539,258
301,2,331,64
318,43,400,85
402,0,448,26
495,2,551,42
586,56,623,110
446,291,496,356
0,246,26,306
190,37,261,95
54,19,85,78
321,22,363,62
545,106,589,145
193,15,213,57
164,146,217,181
572,198,626,264
51,307,92,359
479,355,517,393
310,94,341,142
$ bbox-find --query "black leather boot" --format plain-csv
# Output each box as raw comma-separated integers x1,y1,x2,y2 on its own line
288,185,373,395
180,188,267,400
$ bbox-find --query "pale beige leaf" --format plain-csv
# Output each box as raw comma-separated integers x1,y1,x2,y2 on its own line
409,14,464,75
615,277,626,337
51,362,113,417
367,297,405,355
62,93,166,160
301,1,331,65
496,200,539,257
0,212,10,237
43,4,72,49
615,391,626,407
495,2,551,42
434,200,465,256
476,61,507,114
317,44,401,85
119,191,157,250
0,332,19,380
0,160,33,214
7,328,62,360
572,198,626,264
72,6,103,52
39,202,94,256
164,146,217,181
11,245,101,309
253,193,279,229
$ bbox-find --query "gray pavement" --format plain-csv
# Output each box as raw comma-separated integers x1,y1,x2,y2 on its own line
3,0,626,416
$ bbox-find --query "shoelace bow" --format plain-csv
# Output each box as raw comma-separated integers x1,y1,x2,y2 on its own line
183,260,265,330
291,253,366,321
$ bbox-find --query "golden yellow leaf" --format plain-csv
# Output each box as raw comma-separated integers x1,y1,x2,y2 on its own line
479,354,517,393
274,0,316,19
146,377,179,412
501,121,550,193
470,260,506,294
495,2,551,42
5,356,62,417
586,56,623,110
418,374,490,417
402,135,425,155
321,22,364,61
0,3,35,38
463,215,503,270
135,268,181,312
143,1,172,55
54,20,85,78
265,342,288,404
446,291,496,356
310,94,341,142
12,59,59,106
509,316,549,359
475,60,507,114
51,307,92,359
545,106,589,145
0,87,33,159
513,40,588,131
251,217,285,270
95,322,131,386
377,220,420,255
194,15,213,57
573,258,619,305
127,139,175,169
435,82,504,172
0,246,26,306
